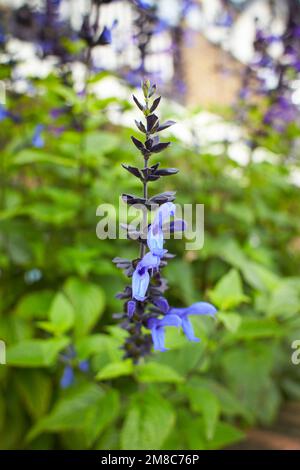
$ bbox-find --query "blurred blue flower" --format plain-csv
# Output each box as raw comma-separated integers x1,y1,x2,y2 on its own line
0,28,5,44
60,346,90,388
264,96,297,132
24,268,43,284
60,365,74,388
169,302,217,342
239,87,250,100
135,0,152,10
153,18,169,35
215,12,233,28
293,26,300,39
32,124,44,148
51,0,62,7
98,26,112,45
0,105,8,121
78,360,89,372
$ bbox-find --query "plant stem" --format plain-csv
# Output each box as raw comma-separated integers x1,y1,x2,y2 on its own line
139,96,150,259
140,154,148,258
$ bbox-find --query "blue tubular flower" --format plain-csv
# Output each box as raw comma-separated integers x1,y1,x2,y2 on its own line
154,202,176,229
147,314,182,352
169,302,217,342
147,202,176,257
168,219,187,234
132,202,176,300
132,252,160,300
32,124,44,148
140,251,161,271
132,266,150,301
60,365,74,388
147,225,164,257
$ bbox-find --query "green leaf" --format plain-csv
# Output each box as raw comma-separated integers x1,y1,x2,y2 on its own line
75,334,112,358
221,344,281,424
165,259,197,304
7,337,69,367
226,317,284,341
174,412,244,450
282,378,300,400
225,202,254,225
267,282,300,318
50,293,74,331
136,362,184,384
12,150,77,168
188,378,250,420
85,131,120,157
209,268,249,310
64,277,105,337
76,334,123,366
15,290,55,320
96,360,134,381
121,389,175,450
16,370,52,419
241,262,279,292
38,293,74,334
0,315,33,344
185,386,220,440
153,341,205,375
218,312,241,333
205,420,245,450
83,389,120,447
27,383,104,441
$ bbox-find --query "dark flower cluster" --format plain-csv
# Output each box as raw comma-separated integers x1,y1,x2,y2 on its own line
7,0,114,63
79,0,116,49
10,0,71,61
113,80,216,362
235,4,300,143
124,0,202,95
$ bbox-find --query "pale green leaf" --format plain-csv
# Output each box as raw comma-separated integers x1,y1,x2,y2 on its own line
27,383,104,441
38,292,74,334
96,360,134,381
136,362,184,384
64,277,106,337
121,389,175,450
209,269,249,310
7,337,69,367
218,312,242,333
186,387,220,440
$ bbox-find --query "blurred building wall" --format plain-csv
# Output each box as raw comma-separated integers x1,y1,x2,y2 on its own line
183,33,244,109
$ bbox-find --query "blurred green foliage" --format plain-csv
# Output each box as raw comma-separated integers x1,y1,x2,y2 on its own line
1,71,300,450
